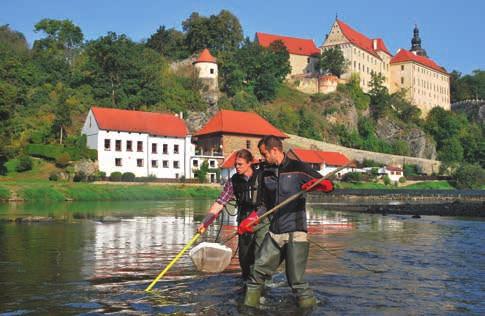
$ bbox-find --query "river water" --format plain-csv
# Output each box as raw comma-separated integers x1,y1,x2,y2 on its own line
0,200,484,315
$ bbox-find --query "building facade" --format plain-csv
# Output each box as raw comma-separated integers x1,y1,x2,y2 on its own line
321,19,392,92
82,107,193,179
256,32,320,77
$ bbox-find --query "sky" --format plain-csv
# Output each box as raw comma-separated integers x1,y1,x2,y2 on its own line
1,0,484,75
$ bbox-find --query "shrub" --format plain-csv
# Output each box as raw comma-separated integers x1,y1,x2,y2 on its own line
121,172,136,182
453,164,485,189
398,176,406,184
404,164,419,177
73,171,87,182
16,156,33,172
109,171,122,182
55,152,71,168
342,172,362,182
383,175,391,185
362,159,381,168
48,172,58,181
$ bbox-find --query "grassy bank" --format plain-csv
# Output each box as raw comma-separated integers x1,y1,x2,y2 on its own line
0,186,10,200
0,181,220,202
335,180,455,190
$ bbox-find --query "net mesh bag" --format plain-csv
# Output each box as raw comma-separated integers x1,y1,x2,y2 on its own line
189,242,233,273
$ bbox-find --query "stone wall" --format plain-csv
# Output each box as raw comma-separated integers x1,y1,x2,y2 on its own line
284,133,441,174
222,134,266,159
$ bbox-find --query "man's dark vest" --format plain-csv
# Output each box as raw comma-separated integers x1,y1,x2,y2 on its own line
231,167,262,223
261,156,322,234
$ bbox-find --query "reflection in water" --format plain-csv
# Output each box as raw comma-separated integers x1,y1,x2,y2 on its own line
0,200,484,315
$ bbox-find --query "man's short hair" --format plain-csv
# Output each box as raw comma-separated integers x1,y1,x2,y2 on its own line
259,135,283,151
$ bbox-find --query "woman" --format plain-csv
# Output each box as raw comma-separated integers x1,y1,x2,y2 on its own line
197,149,268,280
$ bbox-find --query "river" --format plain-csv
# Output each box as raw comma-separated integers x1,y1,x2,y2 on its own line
0,200,484,315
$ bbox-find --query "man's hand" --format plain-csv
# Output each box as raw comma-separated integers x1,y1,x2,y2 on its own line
301,178,334,192
237,211,260,235
197,213,217,234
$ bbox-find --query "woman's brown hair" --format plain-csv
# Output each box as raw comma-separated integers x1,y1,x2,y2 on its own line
235,149,253,163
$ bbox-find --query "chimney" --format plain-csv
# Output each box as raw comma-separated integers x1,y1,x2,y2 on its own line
179,112,183,119
372,39,377,50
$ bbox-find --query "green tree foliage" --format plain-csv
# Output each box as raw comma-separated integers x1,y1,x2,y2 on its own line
16,156,33,172
337,74,370,111
450,69,485,102
317,46,348,77
146,26,189,59
183,10,243,54
453,163,485,189
368,72,391,119
389,90,422,125
0,24,29,54
33,19,84,82
438,137,464,163
197,160,209,183
219,39,290,101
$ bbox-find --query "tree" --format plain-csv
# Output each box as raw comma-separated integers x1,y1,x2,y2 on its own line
438,137,464,163
197,160,209,183
453,163,485,189
368,72,391,119
183,10,243,54
317,46,348,77
146,26,189,59
33,19,84,66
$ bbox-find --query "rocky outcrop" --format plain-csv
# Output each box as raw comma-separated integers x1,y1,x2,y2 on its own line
451,99,485,125
73,159,98,176
185,103,219,133
375,118,436,160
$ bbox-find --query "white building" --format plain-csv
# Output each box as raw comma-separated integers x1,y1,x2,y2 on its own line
288,148,354,178
81,106,194,179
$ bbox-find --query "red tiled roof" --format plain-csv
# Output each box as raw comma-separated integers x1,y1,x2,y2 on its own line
291,148,350,166
194,110,287,138
91,106,188,137
390,48,447,74
256,32,320,56
220,151,260,169
336,19,391,57
194,48,217,64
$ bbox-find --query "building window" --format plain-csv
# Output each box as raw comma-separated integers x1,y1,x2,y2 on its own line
162,160,169,168
246,140,251,149
173,161,180,169
137,141,143,152
175,173,179,179
151,160,158,168
193,160,199,167
115,158,122,166
401,77,404,84
115,140,122,151
152,143,157,154
126,140,132,152
210,68,214,74
307,57,310,63
163,144,168,154
209,160,215,168
401,65,404,71
174,144,179,154
104,139,111,151
137,159,144,167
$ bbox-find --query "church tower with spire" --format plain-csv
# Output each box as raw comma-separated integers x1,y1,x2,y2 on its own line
410,24,428,57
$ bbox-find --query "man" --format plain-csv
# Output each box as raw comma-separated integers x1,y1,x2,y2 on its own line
197,149,269,280
238,135,333,309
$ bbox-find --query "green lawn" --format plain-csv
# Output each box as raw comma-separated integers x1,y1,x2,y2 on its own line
0,186,10,200
401,181,455,190
335,180,456,190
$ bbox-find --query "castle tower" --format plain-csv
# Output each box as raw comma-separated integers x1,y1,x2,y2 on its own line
193,48,219,104
410,24,428,57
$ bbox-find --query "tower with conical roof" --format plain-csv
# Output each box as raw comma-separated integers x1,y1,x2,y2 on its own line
193,48,219,104
410,25,428,57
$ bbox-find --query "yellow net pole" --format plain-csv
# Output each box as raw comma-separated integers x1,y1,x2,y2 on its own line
145,232,201,292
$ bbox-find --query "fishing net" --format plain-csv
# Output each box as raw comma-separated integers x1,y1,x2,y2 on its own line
189,242,233,273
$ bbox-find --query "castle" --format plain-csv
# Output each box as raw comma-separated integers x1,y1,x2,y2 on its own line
258,19,451,116
194,19,451,117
